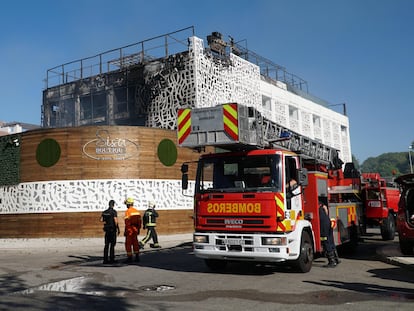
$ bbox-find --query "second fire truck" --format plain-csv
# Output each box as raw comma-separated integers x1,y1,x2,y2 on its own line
178,103,362,272
360,173,400,240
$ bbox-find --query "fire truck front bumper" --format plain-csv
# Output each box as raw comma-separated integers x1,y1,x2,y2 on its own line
193,232,300,262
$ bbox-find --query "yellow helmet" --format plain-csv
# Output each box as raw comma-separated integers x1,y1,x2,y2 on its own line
124,197,134,205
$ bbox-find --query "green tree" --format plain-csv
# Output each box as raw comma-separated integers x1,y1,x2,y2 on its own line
360,152,410,177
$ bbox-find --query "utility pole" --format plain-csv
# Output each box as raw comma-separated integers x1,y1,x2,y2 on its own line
409,145,413,174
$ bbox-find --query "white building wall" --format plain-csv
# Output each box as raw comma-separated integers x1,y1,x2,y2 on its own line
0,124,23,135
188,35,352,163
189,36,261,110
0,179,195,214
260,81,352,163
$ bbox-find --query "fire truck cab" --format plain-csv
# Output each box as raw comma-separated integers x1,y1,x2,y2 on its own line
184,149,314,271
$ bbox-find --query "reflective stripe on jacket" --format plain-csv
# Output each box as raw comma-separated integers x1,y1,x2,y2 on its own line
143,208,158,227
125,206,141,228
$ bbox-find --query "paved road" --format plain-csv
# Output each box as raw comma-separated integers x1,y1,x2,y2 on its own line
0,232,413,310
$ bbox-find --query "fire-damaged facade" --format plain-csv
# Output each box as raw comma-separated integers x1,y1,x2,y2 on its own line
42,27,196,129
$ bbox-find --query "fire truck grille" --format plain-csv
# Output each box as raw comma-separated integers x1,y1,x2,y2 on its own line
203,217,269,229
215,235,254,252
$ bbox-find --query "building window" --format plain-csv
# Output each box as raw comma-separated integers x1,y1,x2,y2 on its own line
92,93,106,118
262,95,271,111
313,115,321,128
289,106,298,120
114,88,127,113
80,95,92,120
341,125,347,137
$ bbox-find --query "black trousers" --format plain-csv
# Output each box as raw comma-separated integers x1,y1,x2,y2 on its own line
142,226,158,244
104,230,117,261
321,229,336,256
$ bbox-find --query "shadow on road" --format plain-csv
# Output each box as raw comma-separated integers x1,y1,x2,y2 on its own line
61,242,308,275
304,277,414,301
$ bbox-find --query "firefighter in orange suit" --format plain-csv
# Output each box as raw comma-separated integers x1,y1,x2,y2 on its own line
123,197,142,263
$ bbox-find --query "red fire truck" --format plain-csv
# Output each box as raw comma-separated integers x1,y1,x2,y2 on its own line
395,174,414,254
178,103,362,272
360,173,400,240
327,162,363,244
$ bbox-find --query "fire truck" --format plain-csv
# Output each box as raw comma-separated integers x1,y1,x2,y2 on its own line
327,162,363,244
360,173,400,240
178,103,362,272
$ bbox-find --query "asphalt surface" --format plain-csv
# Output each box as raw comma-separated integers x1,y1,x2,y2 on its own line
0,232,413,270
1,232,413,311
0,232,412,311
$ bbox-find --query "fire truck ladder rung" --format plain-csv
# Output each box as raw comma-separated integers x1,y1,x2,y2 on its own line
261,116,339,166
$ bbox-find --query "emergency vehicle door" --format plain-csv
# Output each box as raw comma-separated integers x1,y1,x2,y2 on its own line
285,156,303,227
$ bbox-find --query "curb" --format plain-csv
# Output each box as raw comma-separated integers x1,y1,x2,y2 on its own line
377,244,414,271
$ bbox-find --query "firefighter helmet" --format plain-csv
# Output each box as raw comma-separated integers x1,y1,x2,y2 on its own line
124,197,134,205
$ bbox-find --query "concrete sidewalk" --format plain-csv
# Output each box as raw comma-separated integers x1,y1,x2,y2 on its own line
0,233,192,249
0,233,193,259
376,243,414,270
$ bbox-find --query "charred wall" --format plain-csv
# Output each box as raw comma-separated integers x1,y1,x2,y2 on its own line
42,51,192,129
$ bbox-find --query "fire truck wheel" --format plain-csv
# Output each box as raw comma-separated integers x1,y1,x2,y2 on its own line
380,213,396,241
292,230,313,273
205,259,227,271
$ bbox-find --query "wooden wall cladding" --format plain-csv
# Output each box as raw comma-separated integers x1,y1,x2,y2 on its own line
3,125,209,237
0,209,194,238
19,126,203,182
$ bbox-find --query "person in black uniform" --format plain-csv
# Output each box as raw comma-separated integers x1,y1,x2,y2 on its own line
319,198,340,267
140,201,161,249
101,199,120,264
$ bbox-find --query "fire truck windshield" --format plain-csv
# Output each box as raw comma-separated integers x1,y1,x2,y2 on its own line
195,154,281,193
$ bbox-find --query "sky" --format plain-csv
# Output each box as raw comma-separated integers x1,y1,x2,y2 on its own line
0,0,413,163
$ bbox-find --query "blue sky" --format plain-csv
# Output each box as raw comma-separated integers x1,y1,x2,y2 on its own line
0,0,413,163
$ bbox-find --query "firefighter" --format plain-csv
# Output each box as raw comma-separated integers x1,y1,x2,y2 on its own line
123,197,141,263
140,201,161,249
100,199,120,264
319,199,340,267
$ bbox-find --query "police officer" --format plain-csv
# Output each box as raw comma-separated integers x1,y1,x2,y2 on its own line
319,198,340,267
124,197,141,263
140,201,161,249
100,199,120,264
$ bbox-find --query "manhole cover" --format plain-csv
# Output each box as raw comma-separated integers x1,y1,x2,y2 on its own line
139,284,176,292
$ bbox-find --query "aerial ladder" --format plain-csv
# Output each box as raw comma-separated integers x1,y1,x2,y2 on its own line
178,103,342,168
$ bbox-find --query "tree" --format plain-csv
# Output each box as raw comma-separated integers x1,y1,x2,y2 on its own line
360,152,410,177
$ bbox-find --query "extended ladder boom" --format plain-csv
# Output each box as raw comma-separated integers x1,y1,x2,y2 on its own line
177,103,342,168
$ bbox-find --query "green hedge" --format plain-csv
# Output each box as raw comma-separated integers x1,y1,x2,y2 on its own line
0,134,21,186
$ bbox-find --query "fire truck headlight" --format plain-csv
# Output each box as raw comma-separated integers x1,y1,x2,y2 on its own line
262,237,287,246
194,235,209,244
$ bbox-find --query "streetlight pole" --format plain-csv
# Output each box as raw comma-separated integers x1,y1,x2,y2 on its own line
409,145,413,174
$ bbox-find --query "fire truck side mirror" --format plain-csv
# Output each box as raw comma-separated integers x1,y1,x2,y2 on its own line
181,163,189,190
181,163,189,173
182,173,189,190
298,168,308,186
